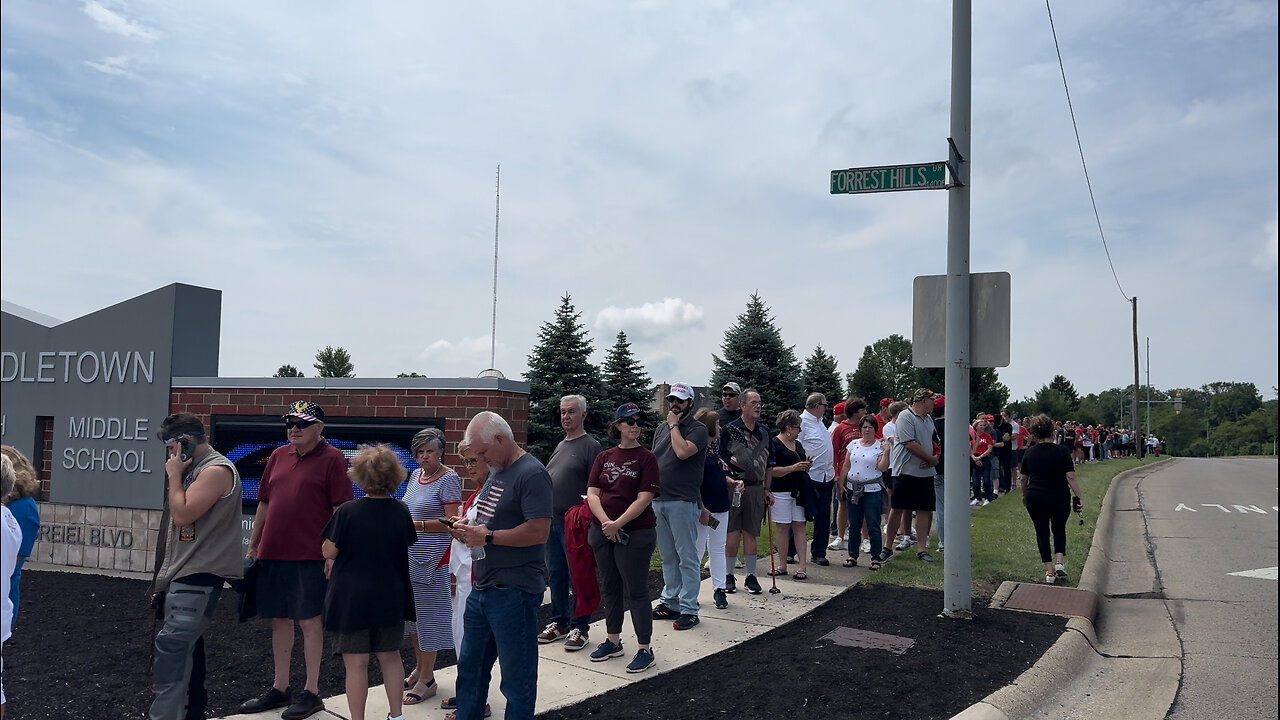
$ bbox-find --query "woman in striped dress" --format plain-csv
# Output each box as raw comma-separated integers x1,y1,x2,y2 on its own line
402,427,462,705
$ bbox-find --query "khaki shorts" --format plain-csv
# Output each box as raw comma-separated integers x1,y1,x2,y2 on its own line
728,484,767,534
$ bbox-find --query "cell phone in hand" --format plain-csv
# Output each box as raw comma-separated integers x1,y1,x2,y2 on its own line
707,515,720,530
616,530,630,545
440,516,459,528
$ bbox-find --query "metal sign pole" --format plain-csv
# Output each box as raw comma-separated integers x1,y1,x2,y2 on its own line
942,0,972,616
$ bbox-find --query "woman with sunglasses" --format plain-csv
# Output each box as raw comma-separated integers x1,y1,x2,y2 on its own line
584,403,661,673
401,428,462,706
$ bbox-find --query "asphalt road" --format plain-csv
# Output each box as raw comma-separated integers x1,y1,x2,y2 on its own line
1138,457,1278,720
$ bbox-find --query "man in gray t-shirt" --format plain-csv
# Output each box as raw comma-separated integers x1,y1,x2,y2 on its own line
539,395,602,649
650,383,709,630
887,389,941,563
451,411,553,720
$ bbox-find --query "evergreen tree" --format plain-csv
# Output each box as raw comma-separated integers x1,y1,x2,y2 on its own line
601,331,655,442
1048,374,1080,411
313,346,354,378
801,346,843,423
274,364,304,378
709,293,803,423
524,294,606,461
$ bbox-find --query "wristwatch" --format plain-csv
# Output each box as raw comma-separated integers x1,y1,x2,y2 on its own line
485,530,495,545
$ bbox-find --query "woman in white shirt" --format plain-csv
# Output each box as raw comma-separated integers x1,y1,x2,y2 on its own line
838,416,890,569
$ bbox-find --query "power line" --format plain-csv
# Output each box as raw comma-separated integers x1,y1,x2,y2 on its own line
1045,0,1130,302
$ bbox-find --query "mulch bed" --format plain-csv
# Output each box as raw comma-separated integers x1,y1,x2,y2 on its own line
3,570,1062,720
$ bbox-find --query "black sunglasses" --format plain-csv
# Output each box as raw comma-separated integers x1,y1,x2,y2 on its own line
285,419,318,430
618,416,640,426
161,432,201,444
721,392,738,398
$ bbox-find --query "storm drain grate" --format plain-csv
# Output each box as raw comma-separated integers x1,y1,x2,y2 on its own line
1003,583,1098,622
819,626,915,655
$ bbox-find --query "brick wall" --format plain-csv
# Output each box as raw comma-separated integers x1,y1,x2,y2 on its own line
167,385,528,482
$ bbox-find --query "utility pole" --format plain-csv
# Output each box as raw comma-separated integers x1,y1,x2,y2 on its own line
941,0,972,617
1132,297,1141,457
1145,337,1152,442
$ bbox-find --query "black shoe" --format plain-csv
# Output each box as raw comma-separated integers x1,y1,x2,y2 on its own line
724,574,737,594
812,556,830,566
786,555,796,564
652,602,680,619
714,588,728,609
238,687,291,714
281,690,324,720
743,574,763,595
673,614,700,630
879,547,894,562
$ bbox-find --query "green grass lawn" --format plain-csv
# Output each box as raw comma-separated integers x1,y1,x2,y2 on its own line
645,455,1160,592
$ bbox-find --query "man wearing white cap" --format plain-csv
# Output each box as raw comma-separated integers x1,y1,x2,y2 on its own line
649,383,710,631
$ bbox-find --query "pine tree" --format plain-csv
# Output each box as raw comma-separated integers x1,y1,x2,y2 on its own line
709,293,803,424
524,294,606,462
801,346,843,423
1048,374,1081,411
313,346,354,378
601,331,655,443
274,364,304,378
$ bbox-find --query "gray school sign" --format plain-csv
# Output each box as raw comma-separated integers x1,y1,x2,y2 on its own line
1,283,221,509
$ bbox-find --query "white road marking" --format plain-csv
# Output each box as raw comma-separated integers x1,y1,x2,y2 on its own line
1228,567,1279,581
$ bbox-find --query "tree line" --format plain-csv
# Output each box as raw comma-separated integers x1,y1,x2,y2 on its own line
275,294,1276,461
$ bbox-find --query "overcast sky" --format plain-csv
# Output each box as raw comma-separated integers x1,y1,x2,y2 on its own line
2,1,1276,401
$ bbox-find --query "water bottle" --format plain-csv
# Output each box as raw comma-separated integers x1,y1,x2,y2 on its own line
732,486,742,508
470,544,486,561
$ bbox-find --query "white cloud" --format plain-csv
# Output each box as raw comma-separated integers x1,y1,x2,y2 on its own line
1255,213,1279,270
595,298,704,341
82,1,158,41
84,56,131,77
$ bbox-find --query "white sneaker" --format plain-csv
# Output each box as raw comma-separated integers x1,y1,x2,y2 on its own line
981,499,991,507
860,539,871,554
828,537,844,551
893,536,912,551
1044,572,1056,584
937,541,945,551
970,499,980,507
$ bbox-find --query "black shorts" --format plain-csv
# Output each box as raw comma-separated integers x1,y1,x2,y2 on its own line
256,559,326,620
890,476,937,511
329,624,403,654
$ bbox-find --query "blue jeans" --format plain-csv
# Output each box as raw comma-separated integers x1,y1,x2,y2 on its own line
934,474,945,544
653,499,701,615
847,490,883,561
149,581,221,720
971,460,993,501
805,479,834,560
545,522,590,632
456,586,540,720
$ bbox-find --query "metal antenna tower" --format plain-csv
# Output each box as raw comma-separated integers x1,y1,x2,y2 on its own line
490,165,500,370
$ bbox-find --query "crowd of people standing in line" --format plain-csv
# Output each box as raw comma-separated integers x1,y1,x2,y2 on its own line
0,378,1138,720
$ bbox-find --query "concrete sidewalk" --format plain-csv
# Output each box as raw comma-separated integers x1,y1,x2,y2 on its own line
217,563,856,720
953,460,1182,720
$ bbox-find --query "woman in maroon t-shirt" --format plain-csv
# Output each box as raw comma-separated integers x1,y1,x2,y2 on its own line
585,403,661,673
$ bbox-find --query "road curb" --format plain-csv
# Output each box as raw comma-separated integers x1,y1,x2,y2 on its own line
949,459,1178,720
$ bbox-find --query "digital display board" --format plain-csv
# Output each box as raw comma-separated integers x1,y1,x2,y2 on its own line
210,415,444,512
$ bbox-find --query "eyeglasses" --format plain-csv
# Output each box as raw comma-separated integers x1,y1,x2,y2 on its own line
721,392,738,398
618,416,640,426
461,457,480,465
284,419,318,430
161,433,199,444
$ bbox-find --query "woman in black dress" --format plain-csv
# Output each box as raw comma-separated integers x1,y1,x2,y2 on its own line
1018,416,1084,584
322,444,418,720
768,410,811,580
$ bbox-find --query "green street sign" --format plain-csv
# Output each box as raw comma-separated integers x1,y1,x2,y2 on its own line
830,162,948,194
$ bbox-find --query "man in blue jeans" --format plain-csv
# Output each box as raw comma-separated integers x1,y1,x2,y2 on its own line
537,395,601,651
451,411,554,720
650,383,710,631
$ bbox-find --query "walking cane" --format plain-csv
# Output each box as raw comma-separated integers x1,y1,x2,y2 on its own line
765,515,780,594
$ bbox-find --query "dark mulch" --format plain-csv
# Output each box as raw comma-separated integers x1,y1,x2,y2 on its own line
541,583,1065,720
3,570,1062,720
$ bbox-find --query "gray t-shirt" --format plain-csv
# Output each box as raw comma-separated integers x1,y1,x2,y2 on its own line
651,413,709,503
472,452,554,596
890,407,938,479
546,434,602,522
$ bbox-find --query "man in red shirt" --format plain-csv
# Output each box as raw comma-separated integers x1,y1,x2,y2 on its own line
827,398,867,551
240,401,354,720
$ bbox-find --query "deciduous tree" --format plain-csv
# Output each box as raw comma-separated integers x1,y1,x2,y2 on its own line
313,347,354,378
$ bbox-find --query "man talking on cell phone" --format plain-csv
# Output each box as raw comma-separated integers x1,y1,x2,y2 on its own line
148,413,243,720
